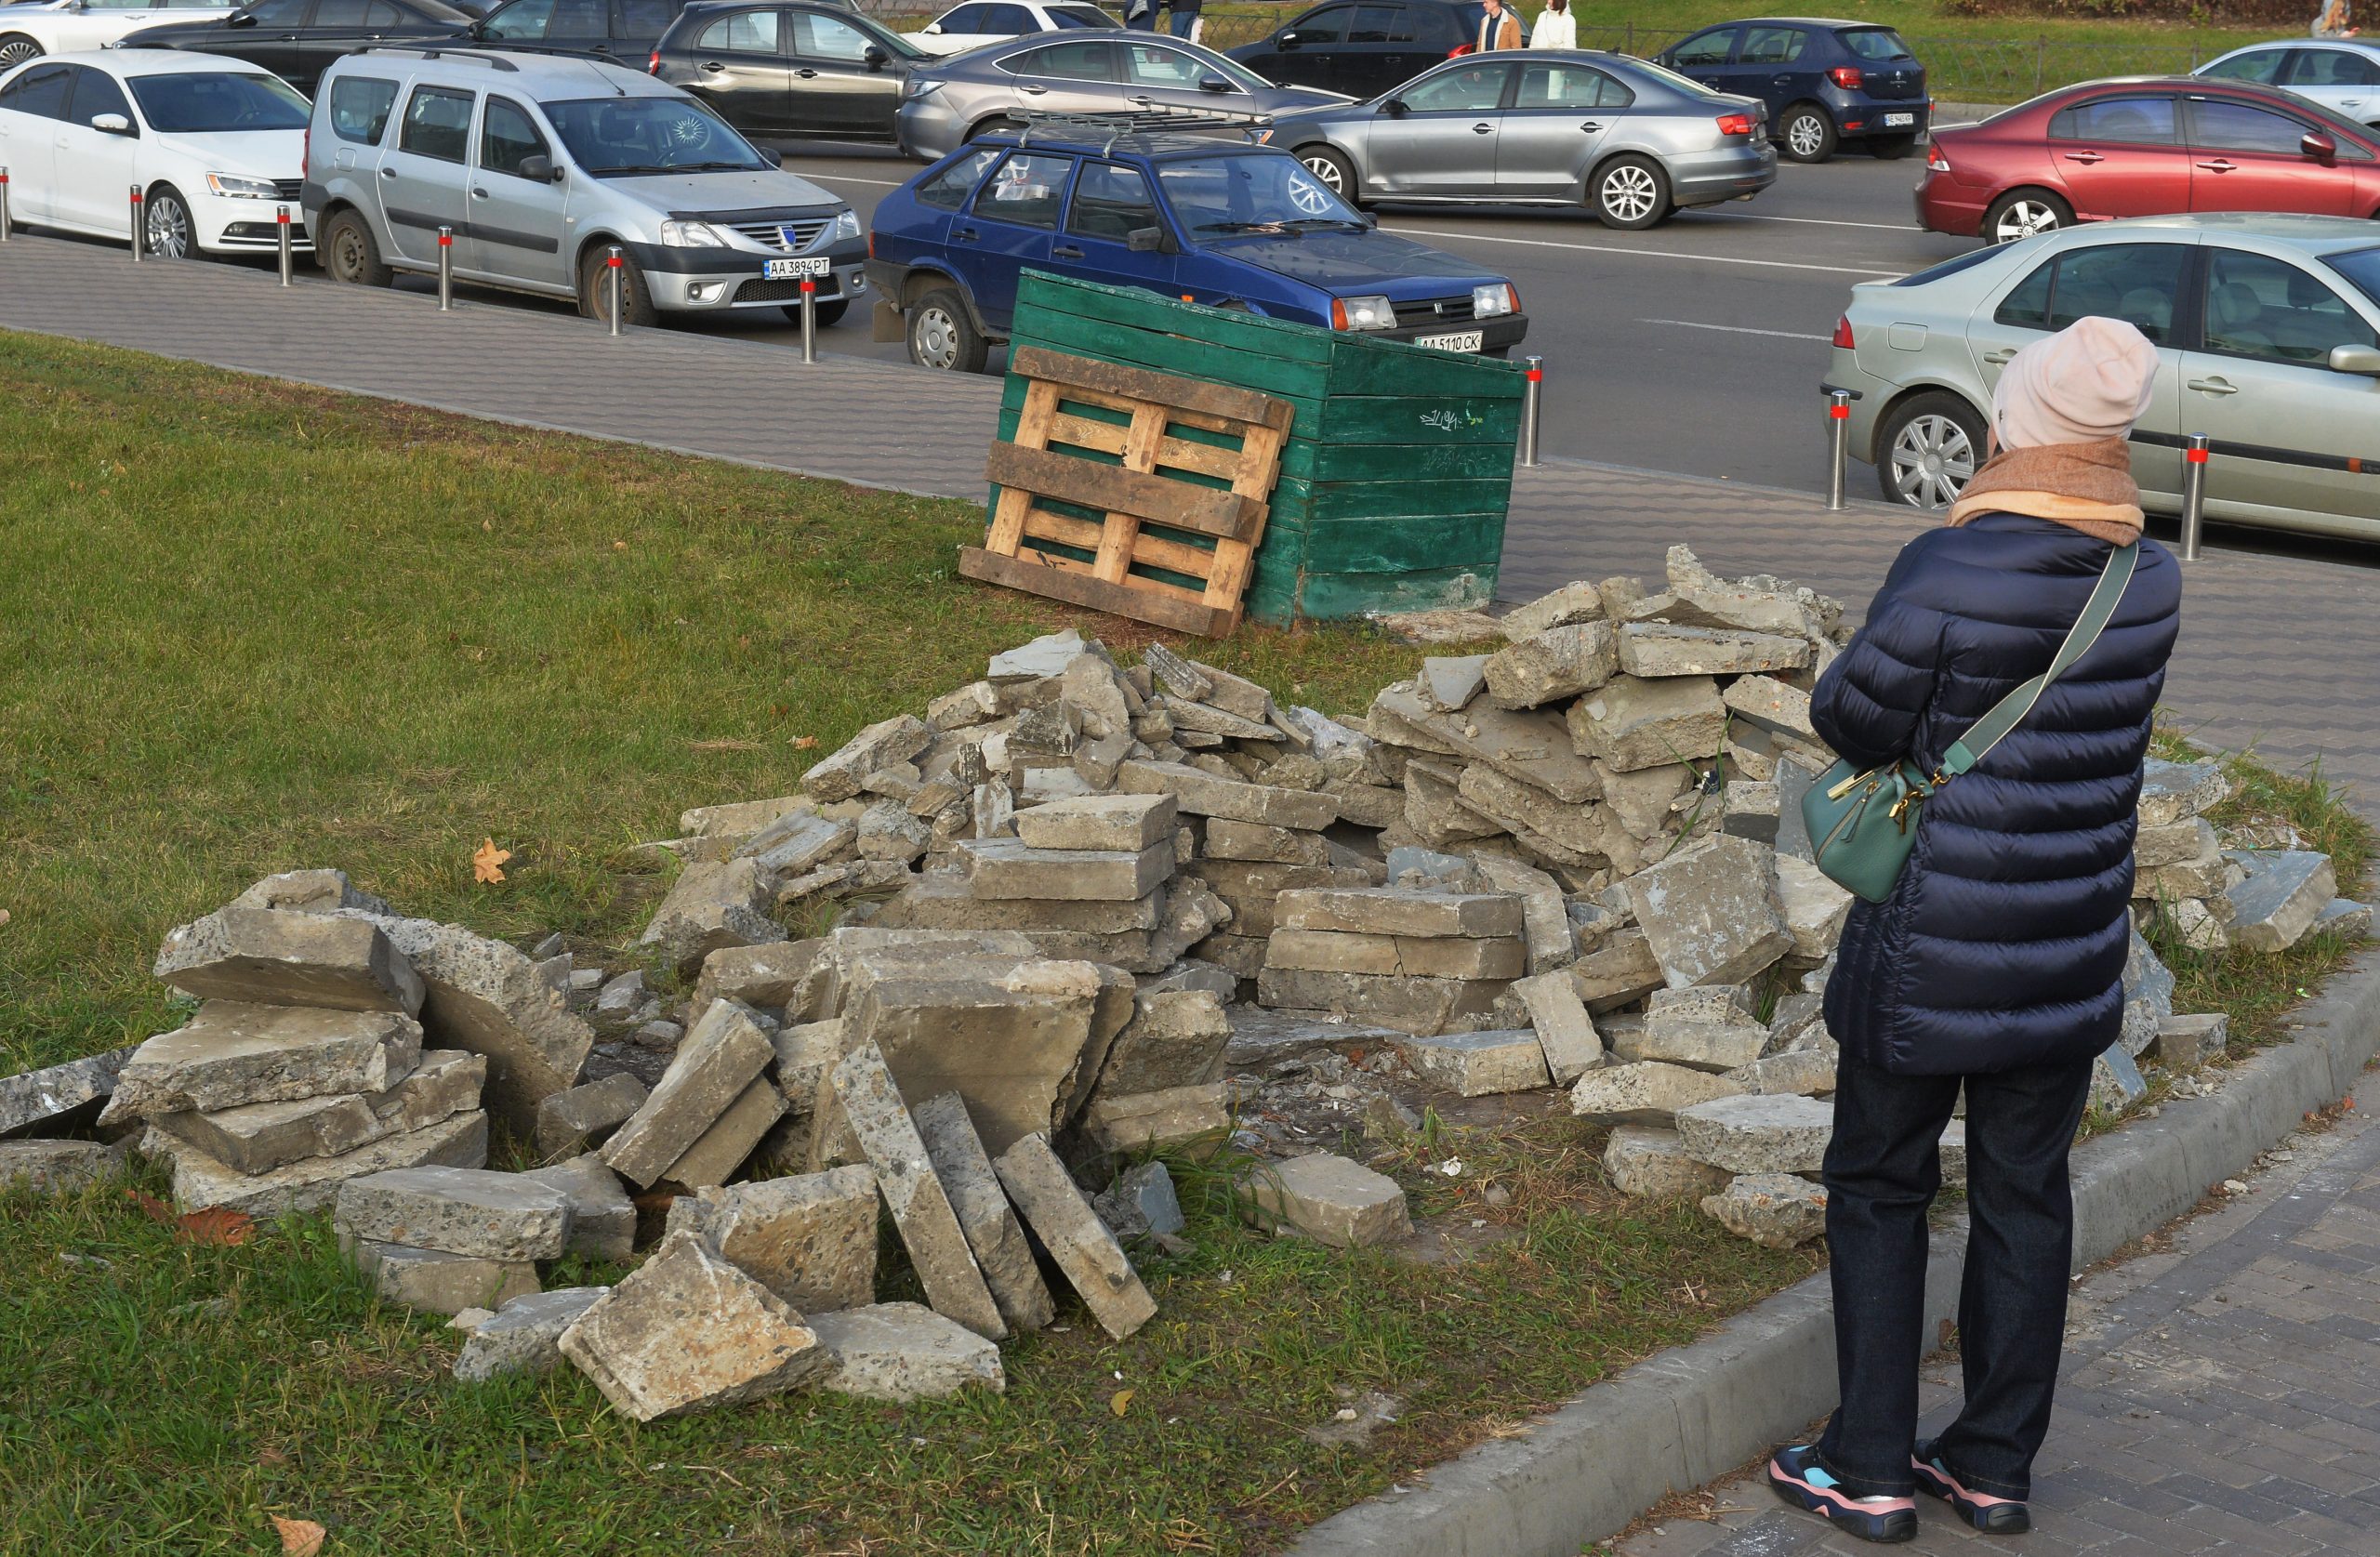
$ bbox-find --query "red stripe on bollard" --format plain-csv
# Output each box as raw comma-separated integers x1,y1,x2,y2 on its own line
277,208,289,224
607,253,622,269
1829,402,1849,420
439,231,452,247
800,277,815,293
2187,446,2208,465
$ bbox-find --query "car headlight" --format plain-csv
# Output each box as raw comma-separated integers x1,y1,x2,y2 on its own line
829,209,861,242
205,173,278,199
658,219,728,247
1333,294,1395,331
1472,283,1517,319
901,74,940,99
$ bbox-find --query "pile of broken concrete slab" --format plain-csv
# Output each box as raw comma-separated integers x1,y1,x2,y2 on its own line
2131,756,2367,955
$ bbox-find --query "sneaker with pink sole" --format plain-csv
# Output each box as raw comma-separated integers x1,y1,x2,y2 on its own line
1911,1441,2032,1534
1765,1445,1918,1543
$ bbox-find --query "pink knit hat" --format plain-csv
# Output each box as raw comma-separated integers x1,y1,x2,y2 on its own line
1990,316,2159,450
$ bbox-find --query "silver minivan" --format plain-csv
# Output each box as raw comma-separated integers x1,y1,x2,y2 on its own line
302,46,866,325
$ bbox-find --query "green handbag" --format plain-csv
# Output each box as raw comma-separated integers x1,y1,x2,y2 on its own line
1802,541,2139,905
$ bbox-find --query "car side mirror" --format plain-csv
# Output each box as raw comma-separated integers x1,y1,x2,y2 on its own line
518,153,553,181
2330,343,2380,375
865,44,888,68
921,20,939,32
2303,130,2338,160
1127,224,1170,253
1277,29,1297,46
759,146,783,166
1382,97,1407,116
1197,74,1229,92
227,10,257,25
92,112,133,135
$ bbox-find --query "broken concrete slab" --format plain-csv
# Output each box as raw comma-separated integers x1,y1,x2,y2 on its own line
1263,930,1527,982
559,1230,828,1421
1252,967,1510,1036
830,1040,1006,1340
1721,780,1779,845
519,1153,636,1262
1370,687,1604,805
1510,970,1604,1085
2224,850,2337,953
1724,1047,1838,1097
809,1302,1007,1402
912,1092,1055,1335
637,858,784,978
1471,855,1575,979
1616,623,1811,679
2090,1043,2149,1114
1632,1003,1767,1074
801,715,933,804
737,811,856,879
662,1075,787,1188
1623,835,1792,990
0,1046,136,1140
1275,888,1525,941
1093,1160,1185,1242
1240,1152,1411,1248
1012,793,1178,854
153,906,425,1017
1397,1030,1552,1096
153,1108,488,1217
1568,1062,1746,1126
351,1240,539,1316
1673,1093,1833,1175
681,795,808,840
1481,622,1619,710
99,1003,423,1128
455,1287,608,1382
0,1139,114,1193
1202,817,1330,866
994,1131,1157,1340
229,867,390,917
1775,855,1853,962
602,999,775,1189
1565,675,1726,774
2136,758,2229,828
1078,1082,1230,1154
1566,929,1667,1013
152,1049,483,1175
959,838,1173,903
1418,654,1489,713
1117,760,1338,832
1093,990,1234,1097
335,1165,572,1261
664,1165,879,1313
1500,581,1606,639
2134,816,2218,872
2155,1012,2228,1072
534,1074,648,1161
690,940,825,1018
1701,1173,1827,1249
1602,1126,1729,1200
1721,675,1816,741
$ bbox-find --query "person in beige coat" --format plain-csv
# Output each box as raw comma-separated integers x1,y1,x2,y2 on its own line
1475,0,1524,51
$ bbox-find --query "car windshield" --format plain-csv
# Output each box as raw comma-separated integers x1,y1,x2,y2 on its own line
1157,153,1363,235
541,96,767,174
2327,244,2380,310
128,72,310,132
1838,27,1913,61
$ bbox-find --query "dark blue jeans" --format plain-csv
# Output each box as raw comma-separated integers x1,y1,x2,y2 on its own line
1816,1050,2096,1502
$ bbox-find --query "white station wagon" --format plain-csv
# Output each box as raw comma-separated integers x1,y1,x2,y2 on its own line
0,0,236,70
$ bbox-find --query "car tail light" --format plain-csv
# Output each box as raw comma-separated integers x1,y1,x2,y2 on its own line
1926,143,1950,173
1447,42,1473,57
1832,314,1855,350
648,48,661,73
1716,112,1754,138
1829,65,1863,89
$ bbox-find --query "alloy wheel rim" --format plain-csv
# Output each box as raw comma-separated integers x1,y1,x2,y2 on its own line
915,307,959,370
1788,114,1823,156
0,39,37,66
1603,165,1657,223
1302,155,1342,192
1888,414,1977,509
146,197,190,259
1993,200,2058,244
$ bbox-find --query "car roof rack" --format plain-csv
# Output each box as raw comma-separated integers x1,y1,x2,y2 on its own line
353,45,522,70
1005,106,1276,155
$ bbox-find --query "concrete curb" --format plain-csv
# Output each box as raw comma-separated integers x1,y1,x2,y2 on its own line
1286,945,2380,1557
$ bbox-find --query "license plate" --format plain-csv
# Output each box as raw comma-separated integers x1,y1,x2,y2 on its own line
765,256,831,280
1882,112,1914,128
1414,330,1484,352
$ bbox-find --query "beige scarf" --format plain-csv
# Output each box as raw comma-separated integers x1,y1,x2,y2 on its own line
1944,436,2144,547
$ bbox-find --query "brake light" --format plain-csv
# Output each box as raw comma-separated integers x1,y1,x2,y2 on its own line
1330,297,1349,329
648,48,660,73
1447,42,1473,57
1832,315,1855,350
1926,143,1950,173
1829,65,1862,89
1716,112,1753,138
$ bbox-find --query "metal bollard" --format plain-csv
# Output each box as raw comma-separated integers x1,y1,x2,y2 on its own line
1519,353,1543,468
129,185,144,262
606,245,624,336
275,205,294,286
437,225,454,310
2179,433,2209,562
0,166,10,243
800,276,816,363
1826,389,1851,510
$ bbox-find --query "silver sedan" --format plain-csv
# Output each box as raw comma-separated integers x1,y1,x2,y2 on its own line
1267,50,1776,230
1828,213,2380,540
894,33,1346,161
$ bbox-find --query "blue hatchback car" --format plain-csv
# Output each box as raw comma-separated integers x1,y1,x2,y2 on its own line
866,124,1528,373
1655,18,1928,164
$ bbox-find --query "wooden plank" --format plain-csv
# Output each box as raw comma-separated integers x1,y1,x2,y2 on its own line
1149,436,1248,482
985,442,1260,542
1091,402,1169,583
1015,270,1331,363
1019,507,1108,553
1047,411,1129,456
959,546,1234,638
985,379,1062,557
1017,546,1213,607
1197,416,1287,618
1127,528,1221,582
1013,348,1292,435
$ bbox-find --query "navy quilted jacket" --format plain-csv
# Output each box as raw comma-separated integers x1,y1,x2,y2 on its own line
1811,513,2182,1075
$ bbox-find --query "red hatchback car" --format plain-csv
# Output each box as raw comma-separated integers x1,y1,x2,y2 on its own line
1918,77,2380,244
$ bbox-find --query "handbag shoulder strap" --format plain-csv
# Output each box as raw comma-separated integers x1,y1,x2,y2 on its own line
1939,541,2139,778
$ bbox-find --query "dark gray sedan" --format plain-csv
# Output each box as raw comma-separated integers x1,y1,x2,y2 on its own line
1269,50,1776,229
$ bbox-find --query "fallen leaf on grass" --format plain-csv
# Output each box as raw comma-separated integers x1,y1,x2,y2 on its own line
471,838,512,885
126,1188,174,1225
790,735,818,750
1110,1389,1134,1418
271,1515,326,1556
178,1207,256,1247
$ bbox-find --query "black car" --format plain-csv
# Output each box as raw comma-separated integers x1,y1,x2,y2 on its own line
1654,17,1928,162
120,0,480,94
1227,0,1484,102
649,0,924,144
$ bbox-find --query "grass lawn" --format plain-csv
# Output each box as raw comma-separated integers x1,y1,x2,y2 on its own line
0,330,1820,1556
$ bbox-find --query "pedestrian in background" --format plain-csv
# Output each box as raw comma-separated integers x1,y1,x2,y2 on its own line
1529,0,1575,50
1123,0,1158,33
1168,0,1202,41
2312,0,2356,37
1765,316,2182,1545
1475,0,1522,52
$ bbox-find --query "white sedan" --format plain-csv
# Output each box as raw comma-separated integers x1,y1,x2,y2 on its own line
0,0,237,70
2197,38,2380,127
903,0,1117,58
0,49,311,257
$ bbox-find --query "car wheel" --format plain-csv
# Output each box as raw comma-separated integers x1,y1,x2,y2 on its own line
1877,390,1987,511
144,185,196,259
1298,146,1360,205
780,297,850,327
1867,132,1919,159
1592,155,1670,231
0,33,41,67
1778,104,1836,164
907,286,988,373
1982,189,2071,245
580,246,658,328
320,208,391,287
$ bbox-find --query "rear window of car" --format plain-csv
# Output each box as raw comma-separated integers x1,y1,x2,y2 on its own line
1837,28,1912,61
1046,4,1117,26
1888,246,2001,288
2327,244,2380,310
327,73,399,143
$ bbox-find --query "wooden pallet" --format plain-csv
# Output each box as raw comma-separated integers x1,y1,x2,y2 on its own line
959,346,1294,637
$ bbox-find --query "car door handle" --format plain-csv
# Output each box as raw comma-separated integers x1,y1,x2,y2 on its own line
1129,94,1156,105
1770,74,1791,84
2188,376,2239,396
1019,84,1047,94
1580,121,1601,132
701,59,723,70
2064,151,2104,164
471,186,489,199
1982,348,2016,364
2196,159,2236,172
1471,121,1492,133
1051,244,1083,258
380,166,397,178
954,226,979,242
796,68,816,78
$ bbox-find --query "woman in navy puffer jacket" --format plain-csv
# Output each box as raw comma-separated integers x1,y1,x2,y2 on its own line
1764,318,2182,1545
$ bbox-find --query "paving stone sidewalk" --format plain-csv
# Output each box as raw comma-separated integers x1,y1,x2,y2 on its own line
1614,1102,2380,1557
4,234,2374,798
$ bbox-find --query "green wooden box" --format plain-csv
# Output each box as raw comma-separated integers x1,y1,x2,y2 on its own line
994,270,1526,627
